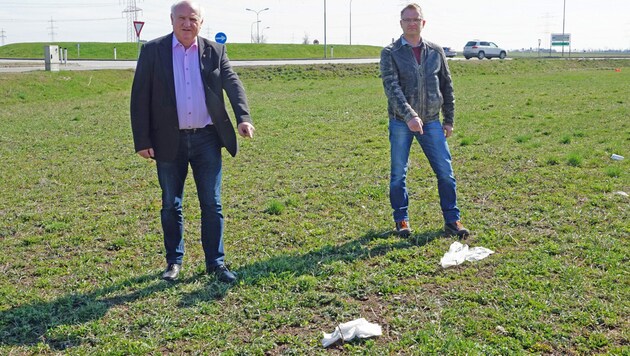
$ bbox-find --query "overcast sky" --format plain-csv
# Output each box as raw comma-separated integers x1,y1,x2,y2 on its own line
1,0,629,50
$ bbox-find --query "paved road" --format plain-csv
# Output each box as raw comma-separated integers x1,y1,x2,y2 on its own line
0,58,382,73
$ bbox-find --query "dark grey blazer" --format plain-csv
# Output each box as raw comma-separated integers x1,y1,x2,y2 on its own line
130,33,252,161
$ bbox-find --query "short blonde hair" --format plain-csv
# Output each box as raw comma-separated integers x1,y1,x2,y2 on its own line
400,3,424,19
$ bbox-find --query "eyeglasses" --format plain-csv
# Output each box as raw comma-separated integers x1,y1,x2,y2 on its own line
401,18,423,24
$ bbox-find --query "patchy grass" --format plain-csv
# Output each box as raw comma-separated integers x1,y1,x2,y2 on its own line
0,59,628,354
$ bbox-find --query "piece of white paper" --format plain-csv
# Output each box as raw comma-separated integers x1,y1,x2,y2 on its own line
322,318,382,347
440,241,494,268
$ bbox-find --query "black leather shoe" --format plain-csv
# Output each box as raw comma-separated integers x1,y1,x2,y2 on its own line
207,264,237,284
162,263,181,281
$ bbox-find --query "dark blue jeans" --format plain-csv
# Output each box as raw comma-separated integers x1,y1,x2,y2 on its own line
389,119,460,224
156,126,224,268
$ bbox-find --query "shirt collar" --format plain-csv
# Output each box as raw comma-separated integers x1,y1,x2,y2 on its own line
401,35,423,48
172,34,198,50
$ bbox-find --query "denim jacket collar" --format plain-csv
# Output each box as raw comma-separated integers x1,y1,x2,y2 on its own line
400,36,423,48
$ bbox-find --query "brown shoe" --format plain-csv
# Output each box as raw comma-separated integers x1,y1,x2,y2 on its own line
444,221,470,238
162,263,181,281
395,220,411,237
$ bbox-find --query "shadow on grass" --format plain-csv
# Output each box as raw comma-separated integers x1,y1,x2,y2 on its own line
0,229,441,350
178,228,442,307
0,272,196,350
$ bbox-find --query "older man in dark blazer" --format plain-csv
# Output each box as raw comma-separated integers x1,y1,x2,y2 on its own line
130,0,254,283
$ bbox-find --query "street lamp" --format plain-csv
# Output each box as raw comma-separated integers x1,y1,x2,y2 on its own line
246,7,269,44
250,20,260,43
261,26,270,43
349,0,353,45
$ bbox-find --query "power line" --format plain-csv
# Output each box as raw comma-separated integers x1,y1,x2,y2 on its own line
0,18,124,23
48,17,57,42
2,2,117,7
121,0,142,42
60,18,125,22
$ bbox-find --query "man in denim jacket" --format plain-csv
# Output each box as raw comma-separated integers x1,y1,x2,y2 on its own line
380,3,469,238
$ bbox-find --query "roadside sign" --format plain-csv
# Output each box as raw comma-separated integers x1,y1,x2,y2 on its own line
215,32,227,44
133,21,145,38
551,33,570,46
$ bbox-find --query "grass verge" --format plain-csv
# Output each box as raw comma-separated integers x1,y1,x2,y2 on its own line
0,59,628,354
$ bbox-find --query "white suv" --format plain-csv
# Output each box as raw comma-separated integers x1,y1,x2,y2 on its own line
463,40,507,60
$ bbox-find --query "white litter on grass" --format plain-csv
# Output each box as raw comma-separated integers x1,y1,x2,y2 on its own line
440,241,495,268
614,191,629,197
496,325,508,335
610,154,624,161
322,318,382,348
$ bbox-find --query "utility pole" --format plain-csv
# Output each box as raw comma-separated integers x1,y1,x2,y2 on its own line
0,29,6,46
561,0,566,57
349,0,353,45
324,0,327,58
48,17,57,42
122,0,143,42
540,12,554,55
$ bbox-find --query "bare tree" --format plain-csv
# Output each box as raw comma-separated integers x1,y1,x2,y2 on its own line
302,32,310,45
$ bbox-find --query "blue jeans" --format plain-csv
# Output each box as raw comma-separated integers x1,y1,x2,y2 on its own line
389,119,460,224
156,126,224,268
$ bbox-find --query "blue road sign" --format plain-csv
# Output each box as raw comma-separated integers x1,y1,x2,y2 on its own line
215,32,227,44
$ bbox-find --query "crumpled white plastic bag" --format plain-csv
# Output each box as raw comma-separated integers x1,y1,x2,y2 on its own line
322,318,382,347
440,241,494,268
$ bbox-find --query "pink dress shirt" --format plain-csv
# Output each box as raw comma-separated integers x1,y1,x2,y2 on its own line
172,36,213,129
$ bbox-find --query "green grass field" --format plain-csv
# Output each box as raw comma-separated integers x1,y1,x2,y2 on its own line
0,59,628,354
0,42,382,60
1,41,628,61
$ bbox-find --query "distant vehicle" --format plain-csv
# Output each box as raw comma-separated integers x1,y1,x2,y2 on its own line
442,47,457,57
463,40,507,60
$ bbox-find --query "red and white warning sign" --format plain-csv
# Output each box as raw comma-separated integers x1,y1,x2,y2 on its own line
133,21,145,38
